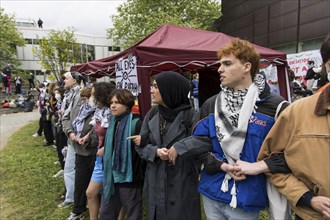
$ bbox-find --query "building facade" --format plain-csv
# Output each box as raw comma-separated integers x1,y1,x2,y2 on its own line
215,0,330,54
15,18,120,82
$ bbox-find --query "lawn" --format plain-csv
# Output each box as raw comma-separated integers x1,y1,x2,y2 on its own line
0,121,71,220
0,120,271,220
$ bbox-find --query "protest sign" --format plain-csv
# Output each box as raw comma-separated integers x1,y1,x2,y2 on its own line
287,50,322,76
115,55,139,96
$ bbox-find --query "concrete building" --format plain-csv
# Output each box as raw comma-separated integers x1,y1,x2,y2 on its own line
215,0,330,54
15,18,120,82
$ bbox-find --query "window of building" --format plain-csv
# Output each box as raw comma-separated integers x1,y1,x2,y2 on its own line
25,38,33,44
32,39,40,45
108,46,121,52
87,44,95,62
113,46,120,51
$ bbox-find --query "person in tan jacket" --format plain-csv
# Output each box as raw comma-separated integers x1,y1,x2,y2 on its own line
235,35,330,220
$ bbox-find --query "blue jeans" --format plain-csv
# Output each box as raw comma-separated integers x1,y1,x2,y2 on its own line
194,97,199,112
64,143,76,203
202,195,259,220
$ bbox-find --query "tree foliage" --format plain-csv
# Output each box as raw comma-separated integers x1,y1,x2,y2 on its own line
0,8,25,68
33,28,81,81
107,0,221,49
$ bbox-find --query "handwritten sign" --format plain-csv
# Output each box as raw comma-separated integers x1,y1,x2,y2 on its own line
115,55,139,96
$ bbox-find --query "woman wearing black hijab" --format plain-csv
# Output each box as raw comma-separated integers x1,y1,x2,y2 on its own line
135,71,202,220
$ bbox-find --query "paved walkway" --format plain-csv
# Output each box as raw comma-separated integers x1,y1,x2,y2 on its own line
0,110,40,149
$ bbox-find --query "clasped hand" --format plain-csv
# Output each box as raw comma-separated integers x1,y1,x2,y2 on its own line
157,146,178,165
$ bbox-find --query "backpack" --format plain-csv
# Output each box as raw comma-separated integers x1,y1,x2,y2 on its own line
131,117,139,135
148,106,195,136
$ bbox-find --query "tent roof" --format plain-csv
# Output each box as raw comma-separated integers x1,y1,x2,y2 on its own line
71,24,286,77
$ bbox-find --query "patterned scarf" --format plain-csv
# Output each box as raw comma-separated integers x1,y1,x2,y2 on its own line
72,103,95,137
214,73,265,208
90,107,111,128
62,86,81,118
103,113,133,201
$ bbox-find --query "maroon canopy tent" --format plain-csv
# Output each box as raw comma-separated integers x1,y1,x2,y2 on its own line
71,24,288,118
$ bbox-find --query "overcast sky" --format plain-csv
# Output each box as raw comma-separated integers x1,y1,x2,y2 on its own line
1,0,126,36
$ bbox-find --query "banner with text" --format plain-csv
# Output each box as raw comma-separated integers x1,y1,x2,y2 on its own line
115,55,139,96
287,50,322,77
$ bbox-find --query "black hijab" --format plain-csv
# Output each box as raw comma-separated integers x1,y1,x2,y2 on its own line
155,71,192,122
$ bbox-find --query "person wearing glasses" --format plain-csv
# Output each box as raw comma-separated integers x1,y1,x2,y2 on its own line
60,72,86,217
131,71,202,220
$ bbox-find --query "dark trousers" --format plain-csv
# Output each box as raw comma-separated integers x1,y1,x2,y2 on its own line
43,119,54,144
55,127,67,170
99,185,142,220
37,117,44,136
73,154,96,214
15,84,21,94
28,79,35,89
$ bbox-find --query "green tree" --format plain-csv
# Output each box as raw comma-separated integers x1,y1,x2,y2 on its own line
33,28,81,81
107,0,221,49
0,8,25,69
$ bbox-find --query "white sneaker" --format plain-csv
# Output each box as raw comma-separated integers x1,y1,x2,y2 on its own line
54,160,60,165
67,212,84,220
58,201,73,209
32,133,39,137
53,170,64,178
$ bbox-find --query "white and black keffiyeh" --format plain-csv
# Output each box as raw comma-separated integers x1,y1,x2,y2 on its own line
90,107,111,128
214,73,265,208
61,86,81,118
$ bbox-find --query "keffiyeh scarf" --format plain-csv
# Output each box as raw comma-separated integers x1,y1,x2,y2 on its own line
90,107,111,128
72,103,95,137
215,73,265,208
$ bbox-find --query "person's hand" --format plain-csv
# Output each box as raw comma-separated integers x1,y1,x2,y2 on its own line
97,147,104,157
235,160,269,176
69,132,76,141
221,163,246,181
157,148,169,161
127,135,141,146
310,196,330,219
75,136,82,143
78,134,89,145
168,146,178,165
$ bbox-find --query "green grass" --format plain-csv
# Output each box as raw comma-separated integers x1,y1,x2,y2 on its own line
0,121,72,220
0,120,271,220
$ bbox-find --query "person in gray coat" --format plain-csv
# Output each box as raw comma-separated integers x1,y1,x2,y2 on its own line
60,71,86,219
134,71,202,220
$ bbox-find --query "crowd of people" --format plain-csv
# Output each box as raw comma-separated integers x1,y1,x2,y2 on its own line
1,64,37,97
27,36,329,220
